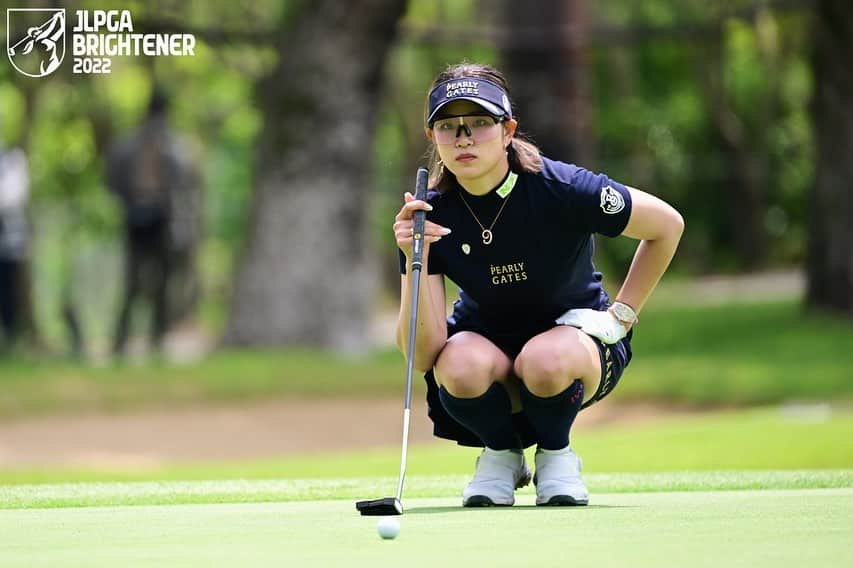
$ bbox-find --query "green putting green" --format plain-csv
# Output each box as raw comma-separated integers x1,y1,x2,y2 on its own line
0,487,849,567
0,405,850,566
0,470,850,509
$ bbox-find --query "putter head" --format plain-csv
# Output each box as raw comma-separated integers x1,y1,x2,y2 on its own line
356,497,403,516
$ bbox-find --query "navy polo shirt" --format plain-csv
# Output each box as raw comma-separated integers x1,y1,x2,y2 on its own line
399,156,632,335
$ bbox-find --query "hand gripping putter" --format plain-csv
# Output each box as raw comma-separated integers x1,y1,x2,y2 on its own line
356,167,429,516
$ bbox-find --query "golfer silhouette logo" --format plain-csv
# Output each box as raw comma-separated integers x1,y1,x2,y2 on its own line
6,9,65,78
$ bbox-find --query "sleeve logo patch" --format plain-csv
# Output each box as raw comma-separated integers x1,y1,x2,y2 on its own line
600,185,625,214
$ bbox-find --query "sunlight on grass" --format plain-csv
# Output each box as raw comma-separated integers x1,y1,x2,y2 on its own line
1,301,851,418
1,406,850,485
1,471,851,509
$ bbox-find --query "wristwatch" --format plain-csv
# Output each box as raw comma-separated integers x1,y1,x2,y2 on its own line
610,301,637,325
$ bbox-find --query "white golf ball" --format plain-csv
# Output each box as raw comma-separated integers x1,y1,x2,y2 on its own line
377,517,400,540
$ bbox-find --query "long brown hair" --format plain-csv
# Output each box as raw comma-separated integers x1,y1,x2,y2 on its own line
425,62,543,192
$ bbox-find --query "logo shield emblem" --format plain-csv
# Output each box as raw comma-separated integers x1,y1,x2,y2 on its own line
7,9,66,77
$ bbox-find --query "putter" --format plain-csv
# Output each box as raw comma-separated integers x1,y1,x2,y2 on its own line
356,167,429,516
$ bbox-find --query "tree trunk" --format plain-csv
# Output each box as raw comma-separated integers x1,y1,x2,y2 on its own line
223,0,408,350
499,0,594,166
806,0,853,315
701,17,770,269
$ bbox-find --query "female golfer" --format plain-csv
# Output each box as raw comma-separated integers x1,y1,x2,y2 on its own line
393,63,683,507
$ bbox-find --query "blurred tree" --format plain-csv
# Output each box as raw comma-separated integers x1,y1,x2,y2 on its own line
224,0,408,349
499,0,594,165
704,12,770,269
587,1,812,273
807,0,853,315
0,0,830,354
373,0,498,295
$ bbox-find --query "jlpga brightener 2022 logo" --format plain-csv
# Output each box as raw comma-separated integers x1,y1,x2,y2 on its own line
7,8,195,77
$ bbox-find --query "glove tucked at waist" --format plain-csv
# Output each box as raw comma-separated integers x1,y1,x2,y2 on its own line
555,308,628,345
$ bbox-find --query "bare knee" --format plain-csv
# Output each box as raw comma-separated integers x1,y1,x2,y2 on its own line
434,347,497,398
515,343,585,397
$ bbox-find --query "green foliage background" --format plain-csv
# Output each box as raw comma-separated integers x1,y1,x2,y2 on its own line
0,0,816,348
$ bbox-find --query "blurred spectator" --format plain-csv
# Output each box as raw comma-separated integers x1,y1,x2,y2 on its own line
106,87,202,357
0,134,31,351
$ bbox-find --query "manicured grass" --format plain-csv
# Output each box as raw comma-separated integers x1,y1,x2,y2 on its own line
1,406,850,485
0,405,849,566
0,348,408,419
0,300,851,419
0,471,850,509
623,301,853,403
0,489,850,567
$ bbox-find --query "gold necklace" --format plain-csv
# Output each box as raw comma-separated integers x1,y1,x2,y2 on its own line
457,174,516,245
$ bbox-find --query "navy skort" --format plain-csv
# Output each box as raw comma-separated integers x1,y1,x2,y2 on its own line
423,318,633,448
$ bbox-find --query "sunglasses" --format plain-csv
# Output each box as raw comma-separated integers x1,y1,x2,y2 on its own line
432,115,505,145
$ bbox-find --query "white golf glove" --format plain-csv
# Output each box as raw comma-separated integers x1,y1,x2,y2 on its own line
556,308,628,345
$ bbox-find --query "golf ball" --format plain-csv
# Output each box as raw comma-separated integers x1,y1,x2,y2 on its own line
377,517,400,540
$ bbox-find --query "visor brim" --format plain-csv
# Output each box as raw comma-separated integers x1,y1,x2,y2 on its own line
427,97,505,126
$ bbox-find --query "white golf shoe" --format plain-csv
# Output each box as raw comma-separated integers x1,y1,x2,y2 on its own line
462,448,532,507
534,447,589,506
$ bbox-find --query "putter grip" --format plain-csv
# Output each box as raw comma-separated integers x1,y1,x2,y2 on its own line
410,167,429,270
